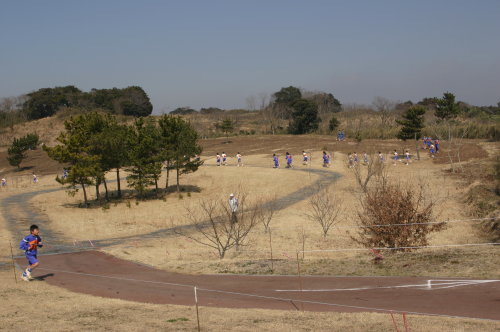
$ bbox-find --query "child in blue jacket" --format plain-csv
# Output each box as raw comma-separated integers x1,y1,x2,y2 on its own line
19,224,43,281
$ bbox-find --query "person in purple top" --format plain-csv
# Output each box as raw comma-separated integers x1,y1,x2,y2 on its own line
322,151,330,167
285,152,292,168
19,224,43,281
273,154,279,168
434,139,440,153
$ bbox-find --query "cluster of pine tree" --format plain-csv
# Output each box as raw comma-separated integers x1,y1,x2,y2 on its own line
44,112,202,206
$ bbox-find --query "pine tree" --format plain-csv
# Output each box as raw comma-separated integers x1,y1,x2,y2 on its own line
435,92,459,120
396,105,426,140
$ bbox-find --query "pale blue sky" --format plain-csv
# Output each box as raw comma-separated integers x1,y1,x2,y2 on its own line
1,0,499,113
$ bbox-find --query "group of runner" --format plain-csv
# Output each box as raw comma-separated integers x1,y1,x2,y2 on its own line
0,173,38,188
216,152,243,167
423,137,440,158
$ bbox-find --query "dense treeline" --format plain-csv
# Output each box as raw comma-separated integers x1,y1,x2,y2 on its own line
43,112,202,206
0,85,152,126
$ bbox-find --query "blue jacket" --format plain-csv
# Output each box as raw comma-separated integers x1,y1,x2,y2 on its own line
20,234,43,255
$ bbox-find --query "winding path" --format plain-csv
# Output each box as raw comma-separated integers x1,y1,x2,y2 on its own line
3,166,500,320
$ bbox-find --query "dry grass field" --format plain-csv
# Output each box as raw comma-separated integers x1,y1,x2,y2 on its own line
1,134,499,331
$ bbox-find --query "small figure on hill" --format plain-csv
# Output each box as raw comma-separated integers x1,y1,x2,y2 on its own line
229,193,238,223
1,178,6,187
285,152,293,168
322,151,330,168
353,152,359,165
426,137,432,150
348,153,354,168
62,168,68,179
405,150,411,165
422,137,428,149
392,150,399,166
434,139,440,153
32,173,38,183
302,151,309,165
19,224,43,281
363,152,369,165
236,152,243,167
378,152,385,163
222,152,227,166
273,154,279,168
216,153,221,166
194,154,201,162
429,144,436,158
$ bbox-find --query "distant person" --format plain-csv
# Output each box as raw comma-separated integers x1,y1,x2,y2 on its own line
322,151,330,167
19,224,43,281
434,139,440,153
229,193,238,223
273,154,279,168
363,152,369,165
216,153,221,166
1,178,6,187
405,150,411,165
392,150,398,165
429,144,436,158
285,152,293,168
302,151,309,165
378,152,385,163
222,152,227,166
32,173,38,183
347,153,354,168
62,168,68,179
353,152,359,164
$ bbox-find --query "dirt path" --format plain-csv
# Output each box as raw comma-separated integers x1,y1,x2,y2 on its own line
16,251,500,320
2,165,340,253
5,164,500,320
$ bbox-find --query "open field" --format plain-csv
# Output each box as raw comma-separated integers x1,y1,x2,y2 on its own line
1,136,499,331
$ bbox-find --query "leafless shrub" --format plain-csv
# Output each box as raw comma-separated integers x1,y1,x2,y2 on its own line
175,193,259,258
305,185,343,237
258,194,281,233
353,181,445,251
350,154,385,192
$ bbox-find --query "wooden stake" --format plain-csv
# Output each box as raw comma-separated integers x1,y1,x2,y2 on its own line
194,286,201,332
268,229,273,272
296,251,304,311
9,241,18,283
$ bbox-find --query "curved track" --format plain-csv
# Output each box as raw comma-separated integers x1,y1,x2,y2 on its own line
4,165,500,320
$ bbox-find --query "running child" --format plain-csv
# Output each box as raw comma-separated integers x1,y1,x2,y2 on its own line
285,152,293,168
273,153,279,168
221,152,227,166
216,153,221,166
322,151,330,167
32,173,38,183
405,150,410,165
392,150,398,165
1,178,6,187
63,168,68,179
363,152,369,165
429,144,435,158
19,224,43,281
378,152,385,163
434,139,440,153
353,152,359,165
236,152,242,167
348,153,354,168
302,151,309,165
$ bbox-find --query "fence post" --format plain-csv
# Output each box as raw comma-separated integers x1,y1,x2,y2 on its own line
296,251,304,311
194,286,201,332
269,229,274,272
9,241,18,283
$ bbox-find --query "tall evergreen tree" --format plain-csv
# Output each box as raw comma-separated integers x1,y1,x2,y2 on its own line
126,118,163,197
288,99,320,134
158,115,203,192
396,105,426,140
435,92,459,120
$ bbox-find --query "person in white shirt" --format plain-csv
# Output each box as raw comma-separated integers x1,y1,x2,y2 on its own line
229,193,238,223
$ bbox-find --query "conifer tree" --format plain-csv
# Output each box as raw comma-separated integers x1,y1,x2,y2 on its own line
396,105,426,140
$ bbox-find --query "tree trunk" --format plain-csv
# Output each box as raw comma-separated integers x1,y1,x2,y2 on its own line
81,182,88,207
116,168,121,198
103,178,109,201
95,179,100,201
176,165,180,192
165,161,170,189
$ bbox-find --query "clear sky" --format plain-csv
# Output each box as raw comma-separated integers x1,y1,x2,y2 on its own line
1,0,499,113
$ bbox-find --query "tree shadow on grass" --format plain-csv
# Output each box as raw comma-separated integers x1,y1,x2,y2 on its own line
61,185,202,209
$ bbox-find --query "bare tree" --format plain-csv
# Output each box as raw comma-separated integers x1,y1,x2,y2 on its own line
245,95,257,111
305,185,343,237
175,193,260,258
258,92,269,110
349,154,385,192
373,97,395,137
258,194,281,233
